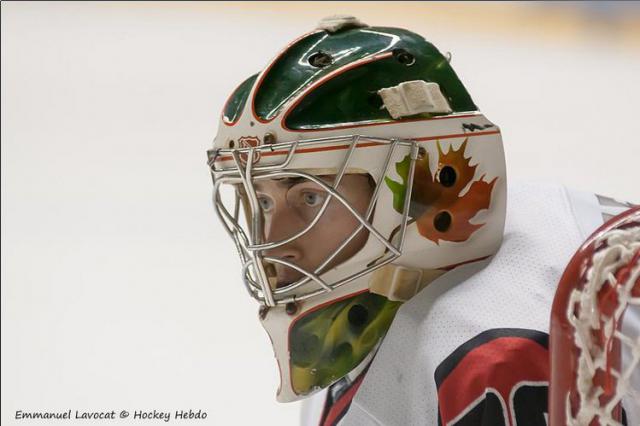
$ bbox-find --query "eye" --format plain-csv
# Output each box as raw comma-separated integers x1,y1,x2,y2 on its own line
302,191,324,207
257,196,274,212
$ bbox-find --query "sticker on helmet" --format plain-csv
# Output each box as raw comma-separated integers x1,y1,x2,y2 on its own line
238,136,262,165
385,139,497,243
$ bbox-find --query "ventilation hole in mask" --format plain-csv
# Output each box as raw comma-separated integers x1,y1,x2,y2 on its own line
263,132,276,145
434,211,452,232
392,48,415,66
285,302,298,315
348,304,369,328
308,51,333,68
439,166,457,187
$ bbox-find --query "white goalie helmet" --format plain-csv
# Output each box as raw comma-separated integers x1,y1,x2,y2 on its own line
207,16,507,402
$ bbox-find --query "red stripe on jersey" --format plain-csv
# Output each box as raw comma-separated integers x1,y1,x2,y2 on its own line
438,336,548,426
320,372,367,426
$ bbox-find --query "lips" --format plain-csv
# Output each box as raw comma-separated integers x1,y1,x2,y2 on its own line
276,275,300,289
275,268,304,289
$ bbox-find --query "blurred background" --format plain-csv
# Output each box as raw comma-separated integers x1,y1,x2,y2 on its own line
2,2,639,424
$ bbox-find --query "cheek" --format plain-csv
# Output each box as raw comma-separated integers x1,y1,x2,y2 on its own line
317,201,361,238
338,179,374,217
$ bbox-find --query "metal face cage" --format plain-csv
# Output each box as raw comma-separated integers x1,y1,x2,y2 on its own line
207,135,419,307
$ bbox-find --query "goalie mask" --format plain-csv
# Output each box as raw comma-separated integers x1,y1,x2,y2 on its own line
207,16,507,402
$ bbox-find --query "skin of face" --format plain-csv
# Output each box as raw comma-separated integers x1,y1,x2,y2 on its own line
252,174,374,288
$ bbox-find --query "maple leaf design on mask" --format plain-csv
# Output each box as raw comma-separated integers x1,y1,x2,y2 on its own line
384,139,496,244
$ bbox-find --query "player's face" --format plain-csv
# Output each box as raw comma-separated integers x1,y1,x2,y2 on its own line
253,174,373,288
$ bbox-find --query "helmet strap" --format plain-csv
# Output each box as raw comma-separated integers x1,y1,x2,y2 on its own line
369,264,445,301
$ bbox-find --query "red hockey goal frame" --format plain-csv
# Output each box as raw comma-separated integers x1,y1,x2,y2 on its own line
550,206,640,426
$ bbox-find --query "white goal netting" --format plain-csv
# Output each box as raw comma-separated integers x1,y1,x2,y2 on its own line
565,224,640,426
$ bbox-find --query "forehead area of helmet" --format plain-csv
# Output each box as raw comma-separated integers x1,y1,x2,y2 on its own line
252,174,330,192
230,167,369,191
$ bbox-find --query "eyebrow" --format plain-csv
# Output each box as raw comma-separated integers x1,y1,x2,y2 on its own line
253,177,307,191
277,177,307,187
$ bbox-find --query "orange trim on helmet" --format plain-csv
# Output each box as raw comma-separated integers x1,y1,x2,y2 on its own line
213,129,501,163
286,112,482,133
414,129,499,141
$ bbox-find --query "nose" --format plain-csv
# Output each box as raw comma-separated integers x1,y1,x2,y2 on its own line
263,205,304,263
265,205,304,274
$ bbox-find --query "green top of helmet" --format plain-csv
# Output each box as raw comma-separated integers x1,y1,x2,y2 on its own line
223,16,477,131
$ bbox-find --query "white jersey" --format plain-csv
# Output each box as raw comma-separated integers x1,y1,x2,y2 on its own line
301,181,634,426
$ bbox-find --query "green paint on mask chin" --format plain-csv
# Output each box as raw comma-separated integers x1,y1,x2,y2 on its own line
289,292,402,395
